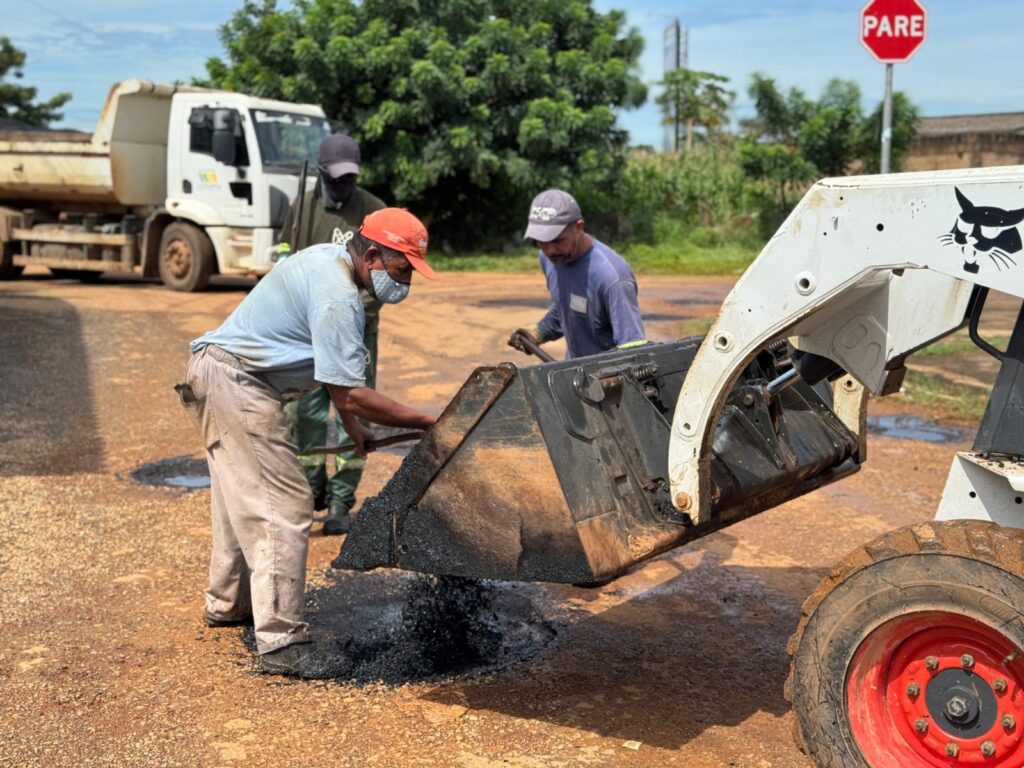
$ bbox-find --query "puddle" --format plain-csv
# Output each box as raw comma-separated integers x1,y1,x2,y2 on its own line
244,572,558,684
867,415,969,444
132,456,210,489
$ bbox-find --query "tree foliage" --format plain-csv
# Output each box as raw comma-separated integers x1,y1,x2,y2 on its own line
859,91,920,174
201,0,646,250
742,72,919,178
0,37,71,127
655,69,733,153
738,72,919,228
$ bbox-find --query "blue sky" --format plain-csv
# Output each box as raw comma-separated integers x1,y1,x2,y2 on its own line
3,0,1023,147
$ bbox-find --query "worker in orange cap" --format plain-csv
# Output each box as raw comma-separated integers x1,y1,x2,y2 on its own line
180,208,436,678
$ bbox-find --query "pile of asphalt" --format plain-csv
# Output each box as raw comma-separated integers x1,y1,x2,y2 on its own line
244,572,557,684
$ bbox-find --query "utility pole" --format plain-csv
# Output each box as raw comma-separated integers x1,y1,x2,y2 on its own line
660,17,688,153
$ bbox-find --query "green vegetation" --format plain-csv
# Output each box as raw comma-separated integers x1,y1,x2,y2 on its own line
202,0,646,251
434,229,759,274
0,37,70,126
672,316,716,337
917,334,1009,357
894,371,990,422
202,4,920,269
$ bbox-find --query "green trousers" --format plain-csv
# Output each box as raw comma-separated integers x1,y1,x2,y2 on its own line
284,323,378,511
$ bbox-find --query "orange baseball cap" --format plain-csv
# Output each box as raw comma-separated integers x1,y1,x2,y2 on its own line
359,208,435,279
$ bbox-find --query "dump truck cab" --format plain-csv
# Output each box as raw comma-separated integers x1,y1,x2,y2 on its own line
164,90,330,275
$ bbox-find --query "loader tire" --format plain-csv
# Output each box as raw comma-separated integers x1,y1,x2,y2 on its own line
158,222,213,292
786,520,1024,768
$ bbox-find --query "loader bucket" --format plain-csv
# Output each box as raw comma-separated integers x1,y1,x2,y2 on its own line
336,339,860,584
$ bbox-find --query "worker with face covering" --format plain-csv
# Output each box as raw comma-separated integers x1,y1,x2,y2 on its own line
279,134,386,535
185,208,436,678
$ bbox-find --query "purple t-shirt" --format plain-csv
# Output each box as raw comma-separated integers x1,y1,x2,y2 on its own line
536,239,645,359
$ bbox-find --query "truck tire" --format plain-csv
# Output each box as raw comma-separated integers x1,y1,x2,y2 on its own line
49,268,102,282
786,520,1024,768
0,240,22,280
158,222,214,292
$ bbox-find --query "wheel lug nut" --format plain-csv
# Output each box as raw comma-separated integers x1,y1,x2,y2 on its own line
961,654,975,668
995,677,1008,693
906,683,920,697
914,718,928,733
946,696,969,720
1004,714,1016,729
982,740,996,757
946,742,959,757
925,655,940,670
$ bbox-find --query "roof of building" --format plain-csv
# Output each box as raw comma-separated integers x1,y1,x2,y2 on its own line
916,112,1024,137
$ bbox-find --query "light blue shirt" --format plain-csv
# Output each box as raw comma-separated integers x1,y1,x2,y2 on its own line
190,243,366,395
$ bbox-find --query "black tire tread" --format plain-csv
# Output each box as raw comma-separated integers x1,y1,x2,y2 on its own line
785,520,1024,759
158,222,214,292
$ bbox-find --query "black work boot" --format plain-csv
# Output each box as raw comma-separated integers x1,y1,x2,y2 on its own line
323,500,351,535
202,609,253,628
258,642,335,679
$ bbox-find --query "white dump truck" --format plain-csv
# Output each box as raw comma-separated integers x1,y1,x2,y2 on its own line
0,79,329,291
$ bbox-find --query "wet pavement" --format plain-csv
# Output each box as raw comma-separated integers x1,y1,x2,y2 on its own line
0,269,1005,767
867,414,971,444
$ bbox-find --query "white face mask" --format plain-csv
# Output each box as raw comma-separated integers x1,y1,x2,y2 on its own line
370,268,410,304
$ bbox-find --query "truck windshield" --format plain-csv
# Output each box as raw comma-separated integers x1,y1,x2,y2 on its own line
250,109,331,170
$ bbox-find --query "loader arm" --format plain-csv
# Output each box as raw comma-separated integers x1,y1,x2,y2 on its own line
669,165,1024,524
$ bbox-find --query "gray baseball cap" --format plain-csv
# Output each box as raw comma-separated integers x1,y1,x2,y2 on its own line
318,134,361,178
523,189,583,242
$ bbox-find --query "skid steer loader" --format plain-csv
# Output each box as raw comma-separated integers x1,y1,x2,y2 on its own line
338,164,1024,767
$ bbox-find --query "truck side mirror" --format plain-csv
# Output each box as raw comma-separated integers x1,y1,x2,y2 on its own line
212,109,239,166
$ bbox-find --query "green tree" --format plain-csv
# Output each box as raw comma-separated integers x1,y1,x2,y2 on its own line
0,37,71,127
201,0,647,250
858,91,921,173
742,72,919,177
655,69,733,153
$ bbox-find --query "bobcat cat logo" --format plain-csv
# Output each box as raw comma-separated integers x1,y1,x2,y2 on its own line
939,188,1024,273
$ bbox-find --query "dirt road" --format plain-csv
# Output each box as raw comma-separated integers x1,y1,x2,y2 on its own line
0,268,992,767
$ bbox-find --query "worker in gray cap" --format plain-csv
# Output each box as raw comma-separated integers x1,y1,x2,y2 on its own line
279,134,386,535
509,188,645,359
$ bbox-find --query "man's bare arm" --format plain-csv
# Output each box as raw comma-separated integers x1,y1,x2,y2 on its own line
325,385,436,430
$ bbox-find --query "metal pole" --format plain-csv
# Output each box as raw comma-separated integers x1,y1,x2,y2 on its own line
674,19,681,153
880,63,893,174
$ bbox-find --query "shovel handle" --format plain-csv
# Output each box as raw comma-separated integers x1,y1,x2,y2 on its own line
304,430,424,457
511,331,556,363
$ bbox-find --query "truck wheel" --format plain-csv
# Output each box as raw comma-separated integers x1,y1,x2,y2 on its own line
49,268,102,282
787,520,1024,768
0,241,22,280
158,222,213,292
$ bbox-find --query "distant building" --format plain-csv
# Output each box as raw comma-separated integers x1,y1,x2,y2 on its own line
906,112,1024,171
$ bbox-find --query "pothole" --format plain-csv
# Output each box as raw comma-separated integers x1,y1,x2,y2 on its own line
243,572,558,684
867,415,969,444
132,455,210,489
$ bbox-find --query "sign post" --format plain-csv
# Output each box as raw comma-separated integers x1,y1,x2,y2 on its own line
860,0,927,173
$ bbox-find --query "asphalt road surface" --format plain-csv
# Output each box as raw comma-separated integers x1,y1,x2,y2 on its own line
0,267,987,767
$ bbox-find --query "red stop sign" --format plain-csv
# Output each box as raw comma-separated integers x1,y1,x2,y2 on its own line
860,0,927,63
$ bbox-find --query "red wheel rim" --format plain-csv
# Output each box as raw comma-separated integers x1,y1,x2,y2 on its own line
847,612,1024,767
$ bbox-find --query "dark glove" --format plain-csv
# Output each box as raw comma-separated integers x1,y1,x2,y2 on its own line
508,325,543,353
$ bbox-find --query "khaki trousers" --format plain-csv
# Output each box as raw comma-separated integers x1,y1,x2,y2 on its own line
182,345,314,654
